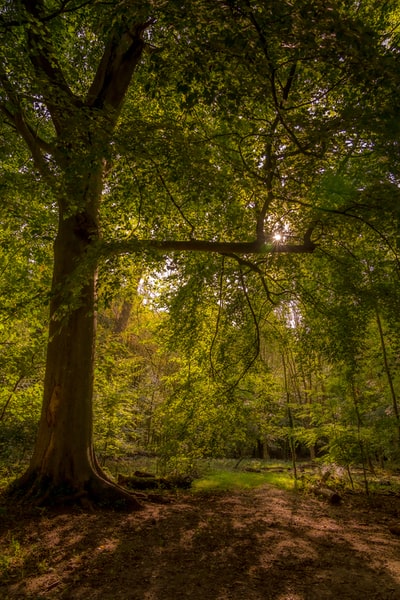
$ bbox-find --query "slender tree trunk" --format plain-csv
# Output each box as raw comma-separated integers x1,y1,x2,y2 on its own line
351,380,369,496
282,351,298,483
374,305,400,448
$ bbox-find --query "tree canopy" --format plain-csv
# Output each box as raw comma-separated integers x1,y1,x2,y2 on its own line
0,0,400,506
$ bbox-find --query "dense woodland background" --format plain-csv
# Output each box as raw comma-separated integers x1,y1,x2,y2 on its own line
1,0,400,498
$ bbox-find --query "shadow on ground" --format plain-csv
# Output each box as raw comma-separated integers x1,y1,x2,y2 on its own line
1,485,400,599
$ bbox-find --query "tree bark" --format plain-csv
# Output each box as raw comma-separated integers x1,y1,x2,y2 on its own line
12,183,141,509
4,7,151,508
30,213,97,475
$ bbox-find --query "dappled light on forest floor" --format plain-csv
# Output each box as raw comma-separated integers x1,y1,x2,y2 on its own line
1,484,400,599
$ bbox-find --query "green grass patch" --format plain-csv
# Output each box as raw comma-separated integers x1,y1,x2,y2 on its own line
103,456,296,493
193,461,295,493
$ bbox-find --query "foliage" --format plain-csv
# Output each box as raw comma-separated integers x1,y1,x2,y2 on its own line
0,0,400,497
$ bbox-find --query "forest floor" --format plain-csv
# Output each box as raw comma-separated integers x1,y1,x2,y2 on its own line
1,484,400,600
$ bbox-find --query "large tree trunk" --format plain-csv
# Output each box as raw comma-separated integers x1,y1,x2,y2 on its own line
12,187,141,509
30,215,96,482
3,7,149,508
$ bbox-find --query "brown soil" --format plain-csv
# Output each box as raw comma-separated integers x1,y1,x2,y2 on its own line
1,485,400,599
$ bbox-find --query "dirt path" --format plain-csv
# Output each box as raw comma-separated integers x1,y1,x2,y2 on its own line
1,485,400,599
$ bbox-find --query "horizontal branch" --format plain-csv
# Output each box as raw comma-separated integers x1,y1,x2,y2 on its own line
102,237,317,257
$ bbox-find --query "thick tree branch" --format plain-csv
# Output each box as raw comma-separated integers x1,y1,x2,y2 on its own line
9,111,53,174
0,67,53,178
103,236,317,257
86,19,152,113
22,0,81,133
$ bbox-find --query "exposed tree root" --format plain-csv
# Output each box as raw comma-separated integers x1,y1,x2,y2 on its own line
7,469,144,511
